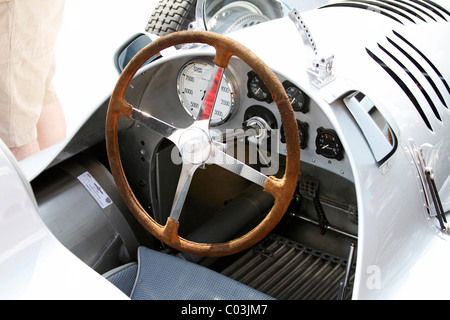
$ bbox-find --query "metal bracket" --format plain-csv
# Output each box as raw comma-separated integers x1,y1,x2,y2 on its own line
407,140,448,232
288,8,317,56
289,8,336,88
310,54,336,88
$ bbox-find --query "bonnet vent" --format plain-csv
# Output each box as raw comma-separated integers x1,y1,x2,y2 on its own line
392,30,450,106
366,31,449,131
416,0,450,19
320,0,449,24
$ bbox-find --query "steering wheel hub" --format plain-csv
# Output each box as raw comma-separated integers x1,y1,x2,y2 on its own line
178,128,212,165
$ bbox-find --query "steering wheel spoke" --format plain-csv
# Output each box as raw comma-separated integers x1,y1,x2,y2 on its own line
130,107,180,142
208,145,268,187
168,162,199,223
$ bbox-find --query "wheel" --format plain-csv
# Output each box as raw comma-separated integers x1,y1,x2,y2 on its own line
145,0,197,36
106,31,300,257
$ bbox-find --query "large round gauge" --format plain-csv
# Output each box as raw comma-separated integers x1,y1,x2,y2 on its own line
315,127,344,160
177,61,235,126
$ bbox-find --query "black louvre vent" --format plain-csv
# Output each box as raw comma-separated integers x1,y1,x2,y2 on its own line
394,0,437,21
366,48,433,131
409,0,449,21
393,30,450,100
320,2,403,24
387,34,447,109
378,42,442,122
366,29,450,132
321,0,449,23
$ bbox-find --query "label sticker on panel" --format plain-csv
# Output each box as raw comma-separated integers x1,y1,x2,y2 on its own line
77,171,113,209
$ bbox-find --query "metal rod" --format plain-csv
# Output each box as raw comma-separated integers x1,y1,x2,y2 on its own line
425,169,447,228
290,212,358,240
337,243,355,300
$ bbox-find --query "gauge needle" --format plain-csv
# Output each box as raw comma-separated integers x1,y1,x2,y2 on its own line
321,144,329,149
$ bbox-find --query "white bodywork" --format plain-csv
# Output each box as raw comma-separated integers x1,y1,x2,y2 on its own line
1,0,449,299
0,141,127,299
219,6,450,298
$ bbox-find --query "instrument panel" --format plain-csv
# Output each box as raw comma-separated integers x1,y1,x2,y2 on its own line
243,70,345,162
174,59,346,164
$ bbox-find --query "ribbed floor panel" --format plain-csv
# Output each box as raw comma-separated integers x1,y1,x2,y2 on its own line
221,234,354,300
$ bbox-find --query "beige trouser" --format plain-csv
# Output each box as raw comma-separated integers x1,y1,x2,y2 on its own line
0,0,65,148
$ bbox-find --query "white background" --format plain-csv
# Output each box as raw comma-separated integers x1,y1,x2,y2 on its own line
54,0,158,135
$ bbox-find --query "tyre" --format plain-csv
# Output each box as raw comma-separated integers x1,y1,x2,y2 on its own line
145,0,197,36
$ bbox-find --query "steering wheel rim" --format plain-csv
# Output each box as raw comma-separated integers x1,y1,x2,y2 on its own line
106,30,300,257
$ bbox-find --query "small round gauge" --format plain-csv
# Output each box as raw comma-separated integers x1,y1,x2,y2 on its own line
280,120,309,149
177,61,235,126
315,127,344,160
283,81,309,113
247,71,272,103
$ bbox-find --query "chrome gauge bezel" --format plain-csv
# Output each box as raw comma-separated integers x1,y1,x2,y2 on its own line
177,60,236,126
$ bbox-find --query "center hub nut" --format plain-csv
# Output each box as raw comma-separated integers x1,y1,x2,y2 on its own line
178,128,212,165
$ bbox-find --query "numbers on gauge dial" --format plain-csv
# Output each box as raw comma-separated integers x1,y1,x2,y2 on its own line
177,61,235,126
315,127,344,160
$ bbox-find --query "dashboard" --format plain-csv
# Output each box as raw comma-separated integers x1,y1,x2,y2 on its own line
125,51,354,182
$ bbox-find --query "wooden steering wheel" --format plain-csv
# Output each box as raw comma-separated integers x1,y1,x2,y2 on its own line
106,31,300,257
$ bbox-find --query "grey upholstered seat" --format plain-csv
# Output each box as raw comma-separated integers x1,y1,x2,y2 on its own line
104,247,274,300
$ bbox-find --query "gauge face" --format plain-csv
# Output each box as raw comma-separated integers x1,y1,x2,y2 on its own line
283,81,309,113
177,61,235,126
247,71,272,103
281,120,308,149
315,128,344,160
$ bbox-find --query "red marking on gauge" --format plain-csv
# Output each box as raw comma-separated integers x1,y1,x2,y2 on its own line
198,67,224,121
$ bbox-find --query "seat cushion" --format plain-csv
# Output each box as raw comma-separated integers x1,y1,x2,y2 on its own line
106,247,274,300
103,262,138,297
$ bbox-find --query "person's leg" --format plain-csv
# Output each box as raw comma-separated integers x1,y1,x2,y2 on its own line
8,96,66,160
36,97,66,151
2,0,66,161
9,140,40,161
